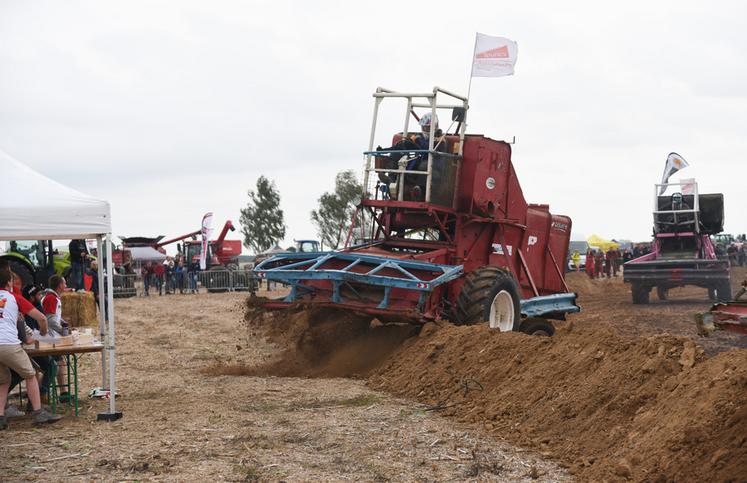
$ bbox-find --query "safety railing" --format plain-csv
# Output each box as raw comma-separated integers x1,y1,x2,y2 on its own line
112,274,137,298
363,87,467,207
131,268,258,296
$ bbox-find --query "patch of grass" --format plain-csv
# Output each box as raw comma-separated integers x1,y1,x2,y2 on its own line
340,394,381,407
242,401,281,413
292,394,381,410
233,461,262,482
280,431,313,444
398,407,427,418
234,432,276,450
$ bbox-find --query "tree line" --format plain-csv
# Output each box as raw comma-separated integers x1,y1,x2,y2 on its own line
239,171,362,254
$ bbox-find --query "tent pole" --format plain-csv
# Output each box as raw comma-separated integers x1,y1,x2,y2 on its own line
96,236,107,389
97,234,122,421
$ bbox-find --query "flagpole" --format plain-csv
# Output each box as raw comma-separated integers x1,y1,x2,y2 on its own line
466,33,478,107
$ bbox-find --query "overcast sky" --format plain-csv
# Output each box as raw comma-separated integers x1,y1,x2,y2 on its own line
1,0,746,253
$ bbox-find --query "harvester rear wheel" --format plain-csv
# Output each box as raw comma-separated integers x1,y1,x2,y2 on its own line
454,267,521,332
656,286,668,301
631,283,650,304
520,318,555,336
716,281,732,302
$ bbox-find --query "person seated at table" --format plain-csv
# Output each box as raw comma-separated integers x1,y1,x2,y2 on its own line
21,284,54,399
0,269,61,429
41,276,71,401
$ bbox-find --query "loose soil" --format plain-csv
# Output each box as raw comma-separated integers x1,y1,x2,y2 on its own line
233,267,747,482
4,267,747,481
2,290,566,482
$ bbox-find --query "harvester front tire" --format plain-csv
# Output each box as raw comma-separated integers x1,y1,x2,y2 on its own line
716,281,732,302
631,284,650,304
454,267,521,332
520,318,555,336
656,286,668,301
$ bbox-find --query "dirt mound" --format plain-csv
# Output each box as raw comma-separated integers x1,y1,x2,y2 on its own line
369,322,747,481
208,301,417,378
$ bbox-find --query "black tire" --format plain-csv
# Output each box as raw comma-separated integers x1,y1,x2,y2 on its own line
7,259,34,289
520,318,555,336
656,286,668,301
708,287,717,301
716,281,732,302
454,266,521,331
631,283,650,304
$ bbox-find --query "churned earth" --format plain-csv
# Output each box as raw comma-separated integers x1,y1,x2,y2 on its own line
2,290,566,482
3,267,746,481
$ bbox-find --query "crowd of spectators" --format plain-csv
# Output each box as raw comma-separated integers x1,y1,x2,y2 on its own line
141,254,201,296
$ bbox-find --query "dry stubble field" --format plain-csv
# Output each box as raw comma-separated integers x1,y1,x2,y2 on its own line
2,289,567,482
2,267,746,481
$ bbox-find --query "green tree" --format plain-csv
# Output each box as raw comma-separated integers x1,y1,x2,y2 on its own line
240,176,286,254
311,170,363,249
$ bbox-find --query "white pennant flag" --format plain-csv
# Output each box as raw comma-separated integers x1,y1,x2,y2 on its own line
471,33,518,78
200,212,213,270
659,152,689,195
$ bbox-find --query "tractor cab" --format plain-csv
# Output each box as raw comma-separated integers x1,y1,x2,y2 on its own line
364,87,467,211
294,240,320,253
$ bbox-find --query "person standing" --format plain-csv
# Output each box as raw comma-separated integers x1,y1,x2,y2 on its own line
595,251,604,279
153,261,164,296
604,250,612,278
571,250,581,272
188,259,199,294
142,262,151,296
585,249,596,279
68,239,89,290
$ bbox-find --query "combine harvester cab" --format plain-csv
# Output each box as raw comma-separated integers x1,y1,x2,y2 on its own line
623,181,731,304
255,87,579,335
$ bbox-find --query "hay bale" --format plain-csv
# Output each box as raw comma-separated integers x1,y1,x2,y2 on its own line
60,291,98,327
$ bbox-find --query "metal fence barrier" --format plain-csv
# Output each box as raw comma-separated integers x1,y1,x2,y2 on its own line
119,269,259,296
113,274,137,298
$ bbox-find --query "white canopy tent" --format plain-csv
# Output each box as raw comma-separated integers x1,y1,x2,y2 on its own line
0,149,120,420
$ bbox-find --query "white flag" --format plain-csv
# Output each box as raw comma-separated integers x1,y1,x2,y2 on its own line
200,212,213,270
659,152,689,195
680,178,696,195
471,33,518,78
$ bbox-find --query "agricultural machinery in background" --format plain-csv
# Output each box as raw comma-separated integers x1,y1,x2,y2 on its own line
623,182,731,304
1,240,70,291
162,220,242,271
254,87,580,335
121,219,242,271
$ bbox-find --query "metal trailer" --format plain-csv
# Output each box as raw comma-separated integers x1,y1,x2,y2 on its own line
254,87,579,335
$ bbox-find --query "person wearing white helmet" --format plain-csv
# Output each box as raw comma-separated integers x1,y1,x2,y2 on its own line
403,112,448,201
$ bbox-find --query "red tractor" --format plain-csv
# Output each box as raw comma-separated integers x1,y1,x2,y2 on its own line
254,87,579,335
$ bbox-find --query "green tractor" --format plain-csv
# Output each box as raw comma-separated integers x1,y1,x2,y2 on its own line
1,240,71,292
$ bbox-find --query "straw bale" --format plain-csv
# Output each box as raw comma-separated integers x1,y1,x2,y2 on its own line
60,291,98,327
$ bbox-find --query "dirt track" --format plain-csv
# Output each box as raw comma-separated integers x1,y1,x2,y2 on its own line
1,291,566,482
2,269,746,481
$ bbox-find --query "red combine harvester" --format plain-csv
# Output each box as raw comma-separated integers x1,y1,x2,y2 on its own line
122,220,241,270
159,220,242,270
254,87,579,335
